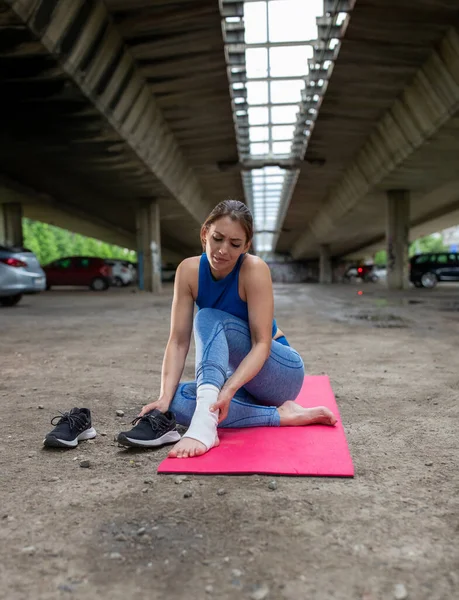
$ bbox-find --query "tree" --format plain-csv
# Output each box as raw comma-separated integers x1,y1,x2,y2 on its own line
22,219,136,265
373,234,448,266
374,249,387,266
23,220,59,264
409,234,447,255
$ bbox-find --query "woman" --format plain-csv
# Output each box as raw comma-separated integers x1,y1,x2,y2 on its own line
137,200,336,458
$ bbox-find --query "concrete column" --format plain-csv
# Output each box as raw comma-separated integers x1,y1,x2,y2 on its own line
386,190,410,290
319,244,333,284
0,203,23,247
136,200,162,293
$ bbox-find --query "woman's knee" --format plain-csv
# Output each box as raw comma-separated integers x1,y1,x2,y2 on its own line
194,307,225,328
291,369,305,400
290,358,305,399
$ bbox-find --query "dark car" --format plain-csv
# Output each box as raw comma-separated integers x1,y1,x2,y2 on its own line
410,252,459,288
43,256,112,291
344,263,379,283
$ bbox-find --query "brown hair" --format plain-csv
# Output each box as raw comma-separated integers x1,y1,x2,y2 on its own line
200,200,253,250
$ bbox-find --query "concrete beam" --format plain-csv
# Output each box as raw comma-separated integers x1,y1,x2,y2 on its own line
25,204,135,251
0,202,23,247
0,179,183,264
319,244,332,284
136,200,161,293
5,0,212,224
343,194,459,259
292,26,459,258
386,190,410,290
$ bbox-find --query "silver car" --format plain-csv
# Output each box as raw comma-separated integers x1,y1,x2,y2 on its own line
0,245,46,306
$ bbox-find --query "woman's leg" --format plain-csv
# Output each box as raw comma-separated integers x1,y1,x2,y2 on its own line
193,308,305,404
169,309,336,458
170,381,336,431
170,382,280,429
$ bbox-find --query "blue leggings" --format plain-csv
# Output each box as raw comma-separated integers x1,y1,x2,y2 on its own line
170,308,305,428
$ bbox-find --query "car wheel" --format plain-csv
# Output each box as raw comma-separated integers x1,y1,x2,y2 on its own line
114,277,123,287
420,272,437,288
0,294,22,307
90,277,109,291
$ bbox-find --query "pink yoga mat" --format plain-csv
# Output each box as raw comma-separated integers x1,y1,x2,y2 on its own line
158,376,354,477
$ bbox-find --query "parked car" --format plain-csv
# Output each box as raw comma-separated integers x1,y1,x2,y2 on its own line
43,256,112,291
410,252,459,288
344,263,379,283
126,261,137,282
0,245,46,306
104,259,134,287
373,265,387,280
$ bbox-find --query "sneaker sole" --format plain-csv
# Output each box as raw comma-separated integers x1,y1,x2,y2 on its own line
43,427,97,448
117,430,181,448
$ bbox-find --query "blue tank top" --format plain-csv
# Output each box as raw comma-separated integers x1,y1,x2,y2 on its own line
196,253,278,338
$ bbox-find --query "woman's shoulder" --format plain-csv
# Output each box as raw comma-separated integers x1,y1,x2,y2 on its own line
241,253,270,274
176,256,201,297
240,254,272,287
178,255,201,270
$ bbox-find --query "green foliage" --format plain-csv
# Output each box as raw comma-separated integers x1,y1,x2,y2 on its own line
22,218,136,266
374,249,387,266
409,234,448,255
373,234,448,265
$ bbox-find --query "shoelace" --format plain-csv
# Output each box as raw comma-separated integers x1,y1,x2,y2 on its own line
50,411,87,430
131,413,169,433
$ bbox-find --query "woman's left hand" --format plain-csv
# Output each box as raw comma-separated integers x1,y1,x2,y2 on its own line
210,386,234,423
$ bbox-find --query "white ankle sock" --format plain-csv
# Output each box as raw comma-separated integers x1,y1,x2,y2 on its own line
183,384,220,450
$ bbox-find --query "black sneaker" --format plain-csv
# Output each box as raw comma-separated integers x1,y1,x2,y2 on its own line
117,409,180,448
43,408,97,448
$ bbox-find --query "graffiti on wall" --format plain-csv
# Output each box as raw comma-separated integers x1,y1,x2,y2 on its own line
267,260,319,283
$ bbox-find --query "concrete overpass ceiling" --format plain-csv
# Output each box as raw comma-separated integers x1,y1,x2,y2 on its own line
0,0,242,257
311,110,459,259
277,0,459,257
6,0,459,263
106,0,244,209
379,112,459,196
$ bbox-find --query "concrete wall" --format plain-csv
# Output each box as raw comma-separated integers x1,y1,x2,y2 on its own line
267,259,319,283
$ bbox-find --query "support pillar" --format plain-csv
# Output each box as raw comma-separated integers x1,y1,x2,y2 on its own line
136,200,161,293
0,203,23,247
386,190,410,290
319,244,333,284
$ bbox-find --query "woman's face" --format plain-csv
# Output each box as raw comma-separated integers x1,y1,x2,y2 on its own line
203,216,250,278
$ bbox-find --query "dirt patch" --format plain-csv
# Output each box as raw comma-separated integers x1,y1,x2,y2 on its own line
0,284,458,600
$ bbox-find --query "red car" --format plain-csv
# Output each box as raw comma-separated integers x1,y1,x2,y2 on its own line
43,257,112,291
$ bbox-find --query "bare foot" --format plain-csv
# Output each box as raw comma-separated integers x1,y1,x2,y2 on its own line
168,436,220,458
277,401,337,426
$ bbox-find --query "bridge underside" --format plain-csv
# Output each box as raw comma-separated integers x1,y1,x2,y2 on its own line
277,0,459,259
328,111,459,258
0,0,243,257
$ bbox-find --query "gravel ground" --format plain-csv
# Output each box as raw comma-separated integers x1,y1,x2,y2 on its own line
0,282,458,600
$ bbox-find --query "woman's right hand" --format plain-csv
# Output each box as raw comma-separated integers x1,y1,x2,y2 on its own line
138,398,171,417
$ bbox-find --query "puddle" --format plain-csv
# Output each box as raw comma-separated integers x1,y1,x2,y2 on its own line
349,313,408,328
438,302,459,312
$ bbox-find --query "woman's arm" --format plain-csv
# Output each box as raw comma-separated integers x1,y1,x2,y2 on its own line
139,259,195,415
211,257,274,420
